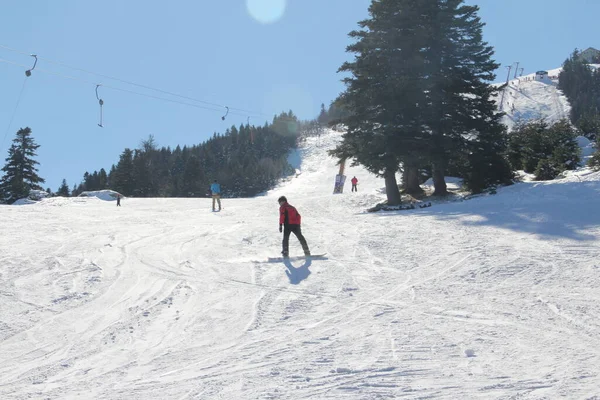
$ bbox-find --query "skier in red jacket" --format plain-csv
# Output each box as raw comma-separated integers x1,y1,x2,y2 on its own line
351,176,358,192
278,196,310,257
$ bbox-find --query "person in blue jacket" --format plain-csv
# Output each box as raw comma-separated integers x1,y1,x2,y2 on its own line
210,180,221,211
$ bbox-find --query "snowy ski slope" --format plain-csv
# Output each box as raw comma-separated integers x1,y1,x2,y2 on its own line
494,68,569,131
1,130,600,399
494,65,600,131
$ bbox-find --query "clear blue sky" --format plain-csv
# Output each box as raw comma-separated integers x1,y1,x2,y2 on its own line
1,0,598,191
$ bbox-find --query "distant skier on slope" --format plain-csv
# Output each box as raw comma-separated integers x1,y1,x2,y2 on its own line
278,196,310,258
116,194,121,207
211,180,221,211
351,176,358,192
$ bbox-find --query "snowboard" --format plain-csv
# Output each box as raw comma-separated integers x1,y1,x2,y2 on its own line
267,253,327,262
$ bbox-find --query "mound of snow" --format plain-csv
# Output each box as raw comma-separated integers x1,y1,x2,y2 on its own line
29,189,50,200
577,135,597,163
11,198,38,205
10,189,50,205
78,190,122,201
515,170,536,182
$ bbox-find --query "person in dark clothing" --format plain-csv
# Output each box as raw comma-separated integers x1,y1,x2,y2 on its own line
351,176,358,192
116,194,121,207
278,196,310,257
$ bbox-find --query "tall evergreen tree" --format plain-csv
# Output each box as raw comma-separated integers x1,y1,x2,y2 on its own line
331,0,507,201
317,103,328,125
0,127,45,204
98,168,108,189
419,0,506,195
182,155,204,196
558,50,600,136
57,179,70,197
589,135,600,171
331,0,431,204
112,149,135,195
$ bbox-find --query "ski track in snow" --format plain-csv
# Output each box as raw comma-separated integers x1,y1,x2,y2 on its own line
1,130,600,399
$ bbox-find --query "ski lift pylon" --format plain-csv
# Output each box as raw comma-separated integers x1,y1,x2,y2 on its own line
25,54,38,77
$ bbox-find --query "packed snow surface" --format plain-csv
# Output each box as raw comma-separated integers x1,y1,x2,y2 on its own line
1,129,600,399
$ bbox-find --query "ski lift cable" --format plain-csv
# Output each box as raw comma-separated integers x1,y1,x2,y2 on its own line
0,43,270,118
0,77,28,154
0,57,252,117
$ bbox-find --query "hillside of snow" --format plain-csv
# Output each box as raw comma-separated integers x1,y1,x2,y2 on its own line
494,64,600,131
1,129,600,399
494,68,569,131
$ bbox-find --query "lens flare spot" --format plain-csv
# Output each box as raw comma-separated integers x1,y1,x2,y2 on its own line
246,0,286,24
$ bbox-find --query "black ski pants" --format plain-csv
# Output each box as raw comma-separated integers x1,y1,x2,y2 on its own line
282,224,309,254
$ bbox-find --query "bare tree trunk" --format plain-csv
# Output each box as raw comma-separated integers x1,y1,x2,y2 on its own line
431,161,448,196
402,162,424,196
384,168,401,205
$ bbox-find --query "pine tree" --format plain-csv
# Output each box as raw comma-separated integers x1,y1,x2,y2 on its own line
317,103,328,126
112,149,135,195
82,172,92,191
326,98,351,127
331,0,506,202
463,124,514,193
0,127,45,204
546,119,581,173
507,119,580,180
98,168,108,189
182,155,204,196
331,0,431,204
132,150,152,197
419,0,504,195
559,50,600,135
589,143,600,171
57,179,70,197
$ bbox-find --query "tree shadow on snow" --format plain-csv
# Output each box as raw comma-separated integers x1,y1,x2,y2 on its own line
372,181,600,241
284,258,312,285
446,181,600,241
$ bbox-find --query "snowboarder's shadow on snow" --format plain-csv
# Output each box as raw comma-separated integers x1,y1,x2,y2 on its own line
284,259,311,285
